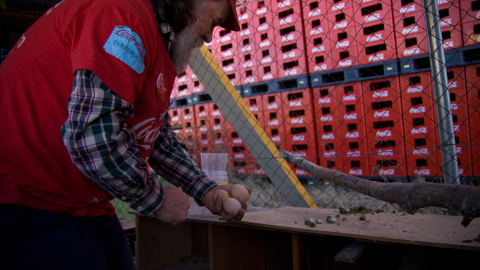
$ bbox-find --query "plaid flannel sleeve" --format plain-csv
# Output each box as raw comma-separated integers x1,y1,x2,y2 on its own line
148,114,218,205
61,69,164,215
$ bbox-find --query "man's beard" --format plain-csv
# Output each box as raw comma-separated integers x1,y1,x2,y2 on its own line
171,23,203,75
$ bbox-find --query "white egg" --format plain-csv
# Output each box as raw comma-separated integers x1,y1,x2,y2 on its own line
223,197,242,213
230,184,250,201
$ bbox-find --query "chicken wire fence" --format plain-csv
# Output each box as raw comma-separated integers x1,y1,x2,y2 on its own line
2,0,478,220
163,0,480,217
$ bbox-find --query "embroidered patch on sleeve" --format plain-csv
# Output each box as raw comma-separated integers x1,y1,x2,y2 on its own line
103,26,145,74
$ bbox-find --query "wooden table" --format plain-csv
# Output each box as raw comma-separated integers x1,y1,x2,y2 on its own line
135,205,480,270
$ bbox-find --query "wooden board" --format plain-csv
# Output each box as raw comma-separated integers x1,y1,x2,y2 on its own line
232,207,480,251
185,206,480,251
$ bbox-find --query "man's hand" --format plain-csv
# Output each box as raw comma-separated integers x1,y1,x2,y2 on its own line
152,187,190,226
202,184,251,221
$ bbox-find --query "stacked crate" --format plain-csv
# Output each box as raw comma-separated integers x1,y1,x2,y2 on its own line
399,72,441,178
303,0,333,72
363,77,407,178
166,0,480,181
354,0,397,65
179,103,197,152
313,85,344,170
254,0,280,82
443,67,473,176
281,89,318,176
193,95,214,153
211,26,240,86
460,0,480,46
336,82,370,176
465,64,480,176
273,0,309,77
236,1,258,85
393,0,463,60
325,0,358,69
171,71,193,98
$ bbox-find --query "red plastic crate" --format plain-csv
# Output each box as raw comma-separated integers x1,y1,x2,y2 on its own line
405,151,441,177
282,97,319,176
238,49,260,85
273,0,303,12
256,46,280,81
236,2,255,41
357,19,396,46
460,0,480,23
339,123,370,177
212,27,235,46
393,0,459,17
256,27,277,53
243,95,266,126
231,159,256,175
275,20,305,45
402,105,441,177
170,74,192,98
202,105,231,151
277,53,308,78
236,1,255,34
443,67,469,121
362,77,402,101
394,10,426,36
273,0,303,29
169,108,183,126
313,87,344,170
312,85,339,106
185,69,205,94
462,20,480,46
330,27,358,50
396,32,430,58
324,0,354,14
398,72,435,99
303,0,330,36
357,37,397,65
335,81,371,176
330,46,359,69
353,0,394,27
327,7,356,31
194,103,213,151
367,135,408,177
261,93,288,146
284,142,319,176
281,90,315,122
177,105,196,145
393,3,463,48
275,21,307,78
465,64,480,176
342,155,371,176
363,79,405,146
238,35,255,59
306,35,334,72
465,65,480,176
432,125,474,177
440,25,464,50
255,0,274,16
254,3,275,32
216,38,238,60
317,140,344,172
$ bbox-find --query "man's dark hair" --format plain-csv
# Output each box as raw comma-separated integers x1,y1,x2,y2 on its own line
152,0,196,33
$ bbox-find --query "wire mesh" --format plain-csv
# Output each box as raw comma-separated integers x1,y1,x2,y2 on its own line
170,0,480,214
1,0,479,219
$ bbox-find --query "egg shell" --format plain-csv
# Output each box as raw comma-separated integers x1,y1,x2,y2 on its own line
230,184,249,201
223,198,242,213
212,189,231,203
